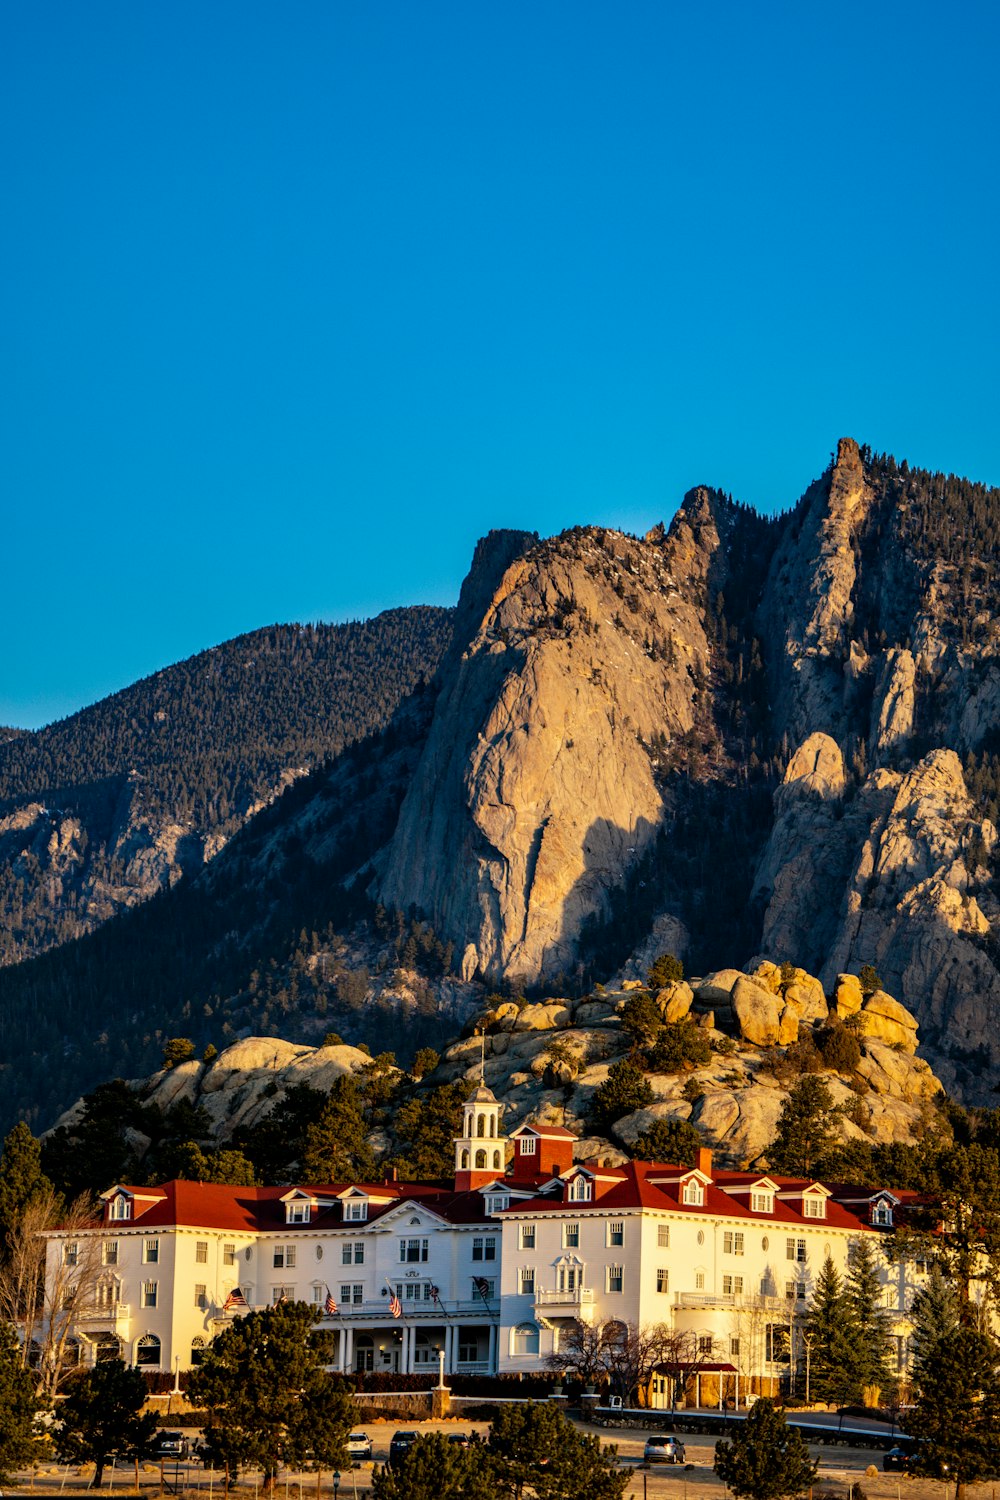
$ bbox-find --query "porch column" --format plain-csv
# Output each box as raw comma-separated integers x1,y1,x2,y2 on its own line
488,1323,497,1374
445,1324,455,1372
341,1326,353,1373
403,1325,413,1374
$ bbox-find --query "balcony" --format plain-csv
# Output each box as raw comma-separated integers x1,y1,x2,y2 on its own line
675,1293,789,1310
214,1298,499,1324
74,1303,131,1331
535,1287,595,1321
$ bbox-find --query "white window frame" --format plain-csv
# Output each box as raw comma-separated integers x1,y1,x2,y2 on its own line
196,1241,208,1265
344,1199,368,1222
682,1179,704,1206
657,1224,670,1248
519,1223,536,1250
141,1281,158,1309
142,1238,159,1264
519,1136,537,1155
656,1267,669,1293
102,1240,119,1267
751,1191,773,1213
562,1222,580,1249
287,1201,309,1224
803,1194,825,1219
606,1264,624,1293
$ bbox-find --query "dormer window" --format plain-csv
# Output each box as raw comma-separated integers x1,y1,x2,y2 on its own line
871,1199,893,1227
568,1177,592,1202
487,1194,510,1214
287,1201,310,1225
803,1195,826,1220
520,1136,537,1155
110,1195,131,1221
682,1178,704,1207
751,1191,773,1214
344,1199,368,1222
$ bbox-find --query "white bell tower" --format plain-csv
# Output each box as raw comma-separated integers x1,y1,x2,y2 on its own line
454,1082,507,1191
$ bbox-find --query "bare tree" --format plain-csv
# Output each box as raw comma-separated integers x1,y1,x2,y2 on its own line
0,1191,102,1396
546,1318,607,1385
550,1319,683,1406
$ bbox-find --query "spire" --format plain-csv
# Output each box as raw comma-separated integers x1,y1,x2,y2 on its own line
479,1026,486,1084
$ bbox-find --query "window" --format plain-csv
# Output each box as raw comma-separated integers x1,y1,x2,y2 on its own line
472,1278,496,1299
682,1179,704,1206
512,1322,540,1356
723,1275,744,1295
751,1191,773,1213
723,1231,744,1255
562,1223,580,1249
657,1225,670,1248
730,1337,741,1357
272,1285,295,1302
110,1195,131,1221
142,1239,159,1264
695,1270,705,1290
557,1263,581,1294
400,1238,430,1263
194,1285,207,1309
784,1281,806,1300
340,1284,363,1305
487,1194,509,1213
196,1241,208,1265
273,1245,297,1269
871,1200,893,1227
344,1199,368,1222
287,1202,309,1224
343,1241,365,1265
606,1265,624,1293
766,1324,791,1363
786,1238,806,1262
472,1235,497,1262
607,1221,624,1247
191,1337,206,1366
458,1336,481,1363
64,1242,79,1267
914,1258,930,1275
141,1281,158,1309
698,1335,713,1354
569,1177,592,1201
223,1243,236,1266
520,1266,536,1294
102,1241,118,1267
520,1136,537,1155
803,1195,825,1219
656,1267,669,1294
520,1224,536,1250
135,1334,160,1367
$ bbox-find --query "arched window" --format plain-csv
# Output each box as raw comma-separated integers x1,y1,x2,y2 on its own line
461,1149,470,1169
477,1115,486,1138
871,1200,892,1227
512,1322,540,1356
95,1334,121,1363
135,1334,161,1368
190,1337,206,1367
489,1116,496,1137
569,1177,592,1201
493,1150,501,1169
475,1149,487,1169
682,1179,704,1206
603,1320,628,1348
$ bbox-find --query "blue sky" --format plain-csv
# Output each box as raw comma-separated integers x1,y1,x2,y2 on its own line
3,2,998,729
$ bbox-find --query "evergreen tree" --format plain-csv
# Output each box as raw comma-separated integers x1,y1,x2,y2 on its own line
909,1264,961,1386
766,1077,838,1176
188,1301,352,1489
371,1432,492,1500
486,1402,627,1500
846,1237,895,1400
591,1061,654,1133
300,1077,374,1181
56,1360,158,1488
714,1399,817,1500
0,1123,53,1260
905,1327,1000,1498
632,1117,701,1165
389,1081,467,1181
0,1322,45,1482
804,1256,864,1406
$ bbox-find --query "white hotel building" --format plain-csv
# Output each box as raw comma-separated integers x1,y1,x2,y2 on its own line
42,1080,922,1398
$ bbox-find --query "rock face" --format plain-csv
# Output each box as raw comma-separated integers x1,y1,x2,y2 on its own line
379,505,728,982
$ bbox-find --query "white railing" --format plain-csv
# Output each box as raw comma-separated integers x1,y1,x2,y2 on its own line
214,1298,499,1322
535,1288,595,1308
76,1303,131,1325
675,1292,790,1310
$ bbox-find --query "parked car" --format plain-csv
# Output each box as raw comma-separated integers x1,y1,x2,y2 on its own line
347,1433,373,1460
388,1431,420,1469
153,1432,189,1459
447,1433,471,1449
883,1444,948,1475
644,1435,686,1465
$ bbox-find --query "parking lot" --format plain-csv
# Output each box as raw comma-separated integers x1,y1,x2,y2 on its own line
5,1419,993,1497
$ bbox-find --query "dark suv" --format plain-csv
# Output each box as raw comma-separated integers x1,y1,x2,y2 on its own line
388,1431,420,1469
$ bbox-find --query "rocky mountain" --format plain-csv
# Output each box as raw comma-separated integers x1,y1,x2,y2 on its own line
2,436,999,1133
0,608,453,964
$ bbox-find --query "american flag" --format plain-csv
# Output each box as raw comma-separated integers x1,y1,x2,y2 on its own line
473,1277,492,1304
222,1287,248,1312
324,1290,338,1316
389,1290,402,1320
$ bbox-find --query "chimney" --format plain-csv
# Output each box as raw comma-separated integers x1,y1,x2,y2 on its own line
384,1166,398,1184
697,1147,713,1179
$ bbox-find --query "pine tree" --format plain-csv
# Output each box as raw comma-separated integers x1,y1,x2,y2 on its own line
0,1321,45,1482
804,1256,864,1406
56,1360,158,1488
0,1124,53,1259
714,1398,818,1500
909,1264,961,1386
371,1432,493,1500
767,1077,838,1176
486,1402,628,1500
905,1327,1000,1498
300,1077,374,1181
846,1236,895,1401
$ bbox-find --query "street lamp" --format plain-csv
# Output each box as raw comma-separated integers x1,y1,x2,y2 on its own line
333,1471,341,1496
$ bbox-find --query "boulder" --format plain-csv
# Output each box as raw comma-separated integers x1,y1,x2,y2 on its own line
694,969,743,1005
574,999,620,1027
834,973,863,1018
751,961,783,995
657,982,694,1023
777,1007,800,1046
513,1002,572,1031
730,976,782,1046
780,970,828,1022
854,990,919,1053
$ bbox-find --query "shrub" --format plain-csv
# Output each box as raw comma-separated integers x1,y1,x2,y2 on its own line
620,991,662,1047
591,1060,654,1131
162,1038,195,1069
816,1023,862,1074
647,1020,712,1073
633,1117,701,1165
647,953,684,989
859,964,882,997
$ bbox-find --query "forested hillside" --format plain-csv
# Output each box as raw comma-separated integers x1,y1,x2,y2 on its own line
0,607,453,963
